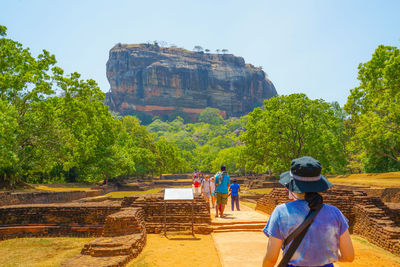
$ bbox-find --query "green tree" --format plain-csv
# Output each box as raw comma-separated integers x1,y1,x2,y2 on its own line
0,100,19,187
193,45,203,52
198,107,224,125
345,45,400,172
241,94,347,174
211,146,245,174
155,137,187,174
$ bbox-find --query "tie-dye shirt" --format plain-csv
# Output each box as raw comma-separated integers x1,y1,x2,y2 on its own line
263,200,349,266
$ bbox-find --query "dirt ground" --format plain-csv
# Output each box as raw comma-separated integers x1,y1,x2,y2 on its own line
213,232,400,267
337,235,400,267
127,234,221,267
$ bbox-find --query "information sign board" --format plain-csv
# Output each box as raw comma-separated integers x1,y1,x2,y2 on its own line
164,188,194,200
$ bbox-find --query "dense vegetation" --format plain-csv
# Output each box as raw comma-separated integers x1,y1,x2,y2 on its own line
0,24,399,187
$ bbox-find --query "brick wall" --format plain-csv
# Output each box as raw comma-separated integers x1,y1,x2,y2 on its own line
0,201,121,240
62,207,147,267
0,190,105,207
122,194,212,234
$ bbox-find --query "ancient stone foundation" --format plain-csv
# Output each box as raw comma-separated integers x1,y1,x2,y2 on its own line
256,186,400,255
0,190,99,207
62,208,147,267
0,201,122,240
0,192,212,266
122,194,212,234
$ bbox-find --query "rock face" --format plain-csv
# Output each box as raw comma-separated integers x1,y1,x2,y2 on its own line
105,44,277,120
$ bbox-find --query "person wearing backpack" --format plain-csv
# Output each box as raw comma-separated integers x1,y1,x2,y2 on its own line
214,165,230,218
262,156,354,267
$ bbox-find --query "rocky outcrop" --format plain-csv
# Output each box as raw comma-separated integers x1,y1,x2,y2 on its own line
105,44,277,120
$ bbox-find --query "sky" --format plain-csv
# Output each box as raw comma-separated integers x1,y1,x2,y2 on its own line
1,0,399,105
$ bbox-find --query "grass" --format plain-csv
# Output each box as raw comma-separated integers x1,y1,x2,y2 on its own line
34,185,94,192
155,179,192,182
246,188,273,195
240,200,256,210
127,234,221,267
328,171,400,188
105,188,162,198
0,237,94,267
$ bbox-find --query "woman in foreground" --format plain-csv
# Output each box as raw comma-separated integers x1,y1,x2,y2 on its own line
262,156,354,267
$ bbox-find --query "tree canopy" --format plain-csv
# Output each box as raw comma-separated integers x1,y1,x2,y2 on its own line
345,45,400,172
1,24,399,187
241,94,347,174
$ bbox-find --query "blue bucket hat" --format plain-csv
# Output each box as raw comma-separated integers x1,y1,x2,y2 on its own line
279,156,333,193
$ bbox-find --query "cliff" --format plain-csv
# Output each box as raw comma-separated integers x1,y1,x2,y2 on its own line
105,43,277,120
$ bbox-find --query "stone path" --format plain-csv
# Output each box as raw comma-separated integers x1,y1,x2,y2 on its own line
212,202,271,267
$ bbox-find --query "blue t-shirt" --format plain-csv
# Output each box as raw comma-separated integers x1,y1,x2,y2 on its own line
229,183,240,196
263,200,349,266
215,173,230,193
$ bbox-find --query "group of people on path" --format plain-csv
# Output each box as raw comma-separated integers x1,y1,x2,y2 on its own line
192,165,240,217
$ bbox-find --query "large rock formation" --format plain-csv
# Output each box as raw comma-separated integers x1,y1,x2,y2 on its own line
105,43,277,120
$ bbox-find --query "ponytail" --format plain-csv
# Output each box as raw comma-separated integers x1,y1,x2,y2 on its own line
305,192,323,211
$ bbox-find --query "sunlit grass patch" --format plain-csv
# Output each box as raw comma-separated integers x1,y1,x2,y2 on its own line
34,185,94,192
240,201,256,210
105,188,162,198
156,179,192,182
171,185,192,188
0,237,94,267
328,172,400,188
247,188,273,195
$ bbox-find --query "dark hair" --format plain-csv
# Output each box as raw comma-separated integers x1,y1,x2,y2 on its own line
221,165,226,171
305,192,323,210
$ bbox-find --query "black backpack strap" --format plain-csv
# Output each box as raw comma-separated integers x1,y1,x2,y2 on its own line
277,204,323,267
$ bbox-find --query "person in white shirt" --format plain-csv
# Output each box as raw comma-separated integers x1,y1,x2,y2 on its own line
210,176,216,208
201,175,212,205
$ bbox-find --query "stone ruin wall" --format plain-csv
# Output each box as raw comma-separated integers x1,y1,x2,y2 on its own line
0,191,212,266
0,193,212,241
0,201,122,240
256,187,400,255
62,207,147,267
0,185,117,207
122,194,212,234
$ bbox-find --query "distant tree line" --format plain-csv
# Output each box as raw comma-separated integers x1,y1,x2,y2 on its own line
1,24,399,188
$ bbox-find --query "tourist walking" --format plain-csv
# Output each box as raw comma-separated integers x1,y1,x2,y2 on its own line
262,156,354,267
215,165,230,218
201,175,212,205
229,179,240,211
193,176,200,195
210,176,216,208
192,169,198,182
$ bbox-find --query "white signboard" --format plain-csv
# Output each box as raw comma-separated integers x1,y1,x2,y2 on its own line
164,188,194,200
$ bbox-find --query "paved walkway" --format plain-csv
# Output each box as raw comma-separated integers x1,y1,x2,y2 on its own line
212,201,272,267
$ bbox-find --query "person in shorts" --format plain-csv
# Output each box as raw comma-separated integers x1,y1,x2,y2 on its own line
215,165,230,218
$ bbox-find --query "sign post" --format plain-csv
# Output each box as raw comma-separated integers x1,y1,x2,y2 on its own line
163,188,194,236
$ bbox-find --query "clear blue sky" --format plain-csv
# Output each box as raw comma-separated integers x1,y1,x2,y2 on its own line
1,0,399,105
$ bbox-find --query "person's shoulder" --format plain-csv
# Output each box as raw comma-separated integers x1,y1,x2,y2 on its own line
322,204,345,216
274,202,289,212
323,203,341,212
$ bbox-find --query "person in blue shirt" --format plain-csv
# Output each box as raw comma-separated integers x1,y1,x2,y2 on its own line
262,156,354,267
229,179,240,211
214,165,230,218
